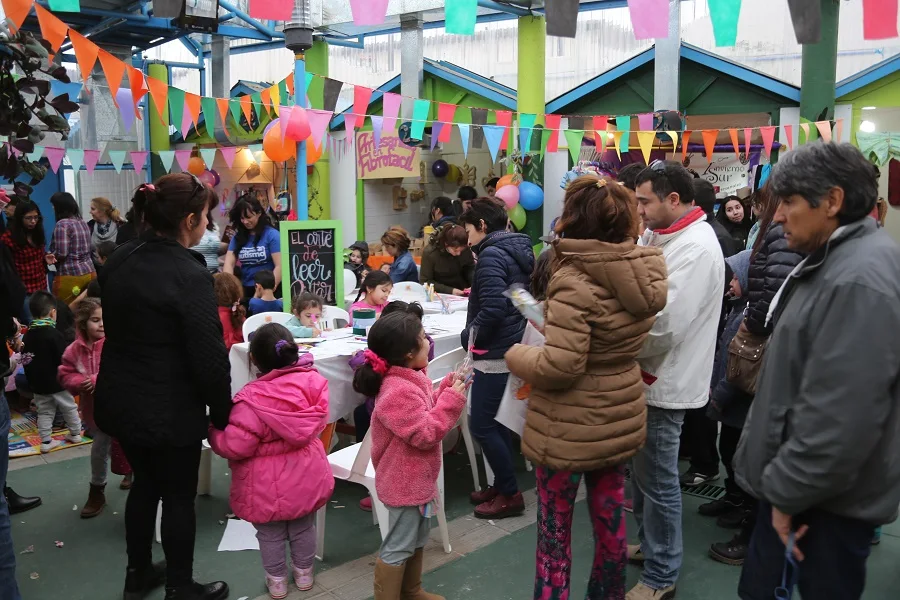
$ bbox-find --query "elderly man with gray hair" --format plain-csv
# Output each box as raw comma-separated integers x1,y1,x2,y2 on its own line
734,142,900,599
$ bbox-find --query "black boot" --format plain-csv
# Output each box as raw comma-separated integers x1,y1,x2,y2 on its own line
709,530,750,566
163,581,229,600
123,561,167,600
4,486,42,515
698,494,741,517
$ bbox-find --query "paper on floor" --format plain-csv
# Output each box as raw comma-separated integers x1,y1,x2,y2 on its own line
217,518,259,552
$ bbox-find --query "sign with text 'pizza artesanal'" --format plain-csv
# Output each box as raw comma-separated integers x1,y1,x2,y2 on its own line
280,220,343,310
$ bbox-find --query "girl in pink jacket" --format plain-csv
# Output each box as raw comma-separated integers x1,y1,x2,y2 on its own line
58,297,132,519
352,312,468,600
208,323,334,599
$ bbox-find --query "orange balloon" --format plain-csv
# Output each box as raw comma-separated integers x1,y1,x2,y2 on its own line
263,122,296,162
188,156,206,176
497,173,521,189
306,140,323,165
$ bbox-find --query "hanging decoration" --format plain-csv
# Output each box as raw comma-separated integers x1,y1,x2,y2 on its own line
783,124,794,150
483,125,505,163
350,0,390,26
445,0,478,35
458,124,471,158
518,181,544,211
547,0,580,38
636,131,656,165
34,4,68,52
760,125,776,158
701,129,719,159
615,116,631,153
564,129,585,163
496,184,520,209
863,0,899,40
627,0,669,40
382,93,403,131
708,0,743,47
249,0,292,22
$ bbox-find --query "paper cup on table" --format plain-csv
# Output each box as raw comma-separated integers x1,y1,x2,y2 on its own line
353,308,376,336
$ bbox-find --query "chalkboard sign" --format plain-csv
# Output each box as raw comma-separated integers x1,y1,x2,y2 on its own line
280,220,343,312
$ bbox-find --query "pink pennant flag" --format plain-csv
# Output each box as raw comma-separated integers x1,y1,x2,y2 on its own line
382,93,402,131
307,109,332,151
546,114,562,152
800,122,810,144
350,0,390,25
815,121,832,143
44,147,66,173
760,126,776,158
352,86,373,130
637,112,654,131
84,150,101,174
130,151,148,173
783,124,794,150
345,112,359,132
248,0,292,21
175,150,193,172
863,0,898,40
280,106,294,146
744,127,752,157
220,147,238,169
181,110,194,137
438,103,456,143
834,119,844,143
627,0,669,40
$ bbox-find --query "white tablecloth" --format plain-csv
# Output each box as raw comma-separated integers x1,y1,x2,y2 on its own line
418,296,469,315
229,312,469,422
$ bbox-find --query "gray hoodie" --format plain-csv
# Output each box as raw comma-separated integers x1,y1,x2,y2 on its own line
734,218,900,523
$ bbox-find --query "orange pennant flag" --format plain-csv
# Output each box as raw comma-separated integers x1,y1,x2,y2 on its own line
146,75,169,126
128,67,148,113
97,49,126,105
729,128,740,159
260,88,272,111
681,130,692,163
701,129,718,160
185,93,202,126
285,73,295,96
834,119,844,144
216,98,230,124
240,95,253,125
34,4,68,52
69,30,100,82
815,121,832,143
1,0,32,33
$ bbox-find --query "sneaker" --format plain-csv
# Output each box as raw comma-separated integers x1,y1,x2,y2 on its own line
716,507,750,529
679,470,718,487
698,496,740,517
627,544,644,565
709,533,748,566
65,433,82,444
626,582,676,599
293,566,314,591
624,498,634,513
359,496,373,512
470,486,499,506
40,439,61,453
474,492,524,519
265,574,288,599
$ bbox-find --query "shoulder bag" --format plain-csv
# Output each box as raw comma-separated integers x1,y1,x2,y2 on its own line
726,321,768,395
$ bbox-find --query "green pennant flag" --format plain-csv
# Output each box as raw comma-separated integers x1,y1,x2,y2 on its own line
615,116,631,152
708,0,742,47
279,80,290,106
157,150,176,173
201,97,218,133
168,87,185,132
230,99,244,130
540,129,552,158
108,150,127,174
200,148,217,169
304,72,314,95
564,129,585,164
251,92,264,119
411,99,431,141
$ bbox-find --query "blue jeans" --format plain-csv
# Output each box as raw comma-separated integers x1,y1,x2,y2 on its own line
0,392,23,600
632,406,685,590
468,371,518,496
738,501,874,600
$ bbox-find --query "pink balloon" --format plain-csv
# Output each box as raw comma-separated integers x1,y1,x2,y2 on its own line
199,170,216,188
495,184,520,209
285,107,311,142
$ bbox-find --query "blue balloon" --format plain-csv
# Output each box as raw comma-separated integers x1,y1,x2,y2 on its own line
518,181,544,211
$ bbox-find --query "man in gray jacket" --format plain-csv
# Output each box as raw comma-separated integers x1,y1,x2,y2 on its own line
734,142,900,599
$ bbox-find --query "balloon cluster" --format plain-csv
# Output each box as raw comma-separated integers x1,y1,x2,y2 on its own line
493,173,544,230
262,115,322,165
187,156,220,188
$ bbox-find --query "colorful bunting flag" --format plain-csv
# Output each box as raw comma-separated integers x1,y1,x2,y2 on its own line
835,119,844,144
128,67,148,108
863,0,898,40
744,127,753,157
783,124,794,150
220,147,238,169
483,125,505,163
130,151,148,173
270,85,281,115
67,149,84,172
1,0,32,32
200,148,217,169
230,99,244,130
729,128,740,159
760,125,776,158
98,49,126,103
701,129,719,159
787,0,822,44
49,0,81,11
666,130,679,152
708,0,742,47
34,4,69,52
157,150,176,173
323,79,343,113
350,86,373,131
615,116,631,153
185,93,202,127
69,30,99,81
49,80,82,103
592,116,608,151
411,99,431,141
116,89,136,133
458,124,471,158
546,114,562,153
260,88,272,113
350,0,390,26
627,0,669,39
280,106,294,145
637,113,654,131
371,115,384,148
146,75,168,126
216,98,230,130
800,122,810,144
815,120,833,143
239,96,253,127
27,146,44,163
437,103,457,143
564,129,585,164
446,0,478,35
201,97,218,133
636,131,656,165
84,149,101,174
307,109,333,151
169,87,186,133
304,72,313,96
175,150,192,172
496,111,512,151
249,0,292,21
44,147,66,173
611,131,624,159
517,113,537,152
471,108,487,149
430,123,443,151
382,93,402,131
248,144,263,164
681,131,692,162
108,150,127,174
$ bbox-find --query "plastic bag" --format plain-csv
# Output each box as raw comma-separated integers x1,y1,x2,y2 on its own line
496,323,546,435
503,284,544,331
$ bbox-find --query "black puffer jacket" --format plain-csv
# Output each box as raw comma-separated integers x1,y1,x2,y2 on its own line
95,233,233,447
745,223,805,335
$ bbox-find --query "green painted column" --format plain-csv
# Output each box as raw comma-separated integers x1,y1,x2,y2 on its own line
517,16,545,245
306,40,330,219
799,0,840,134
147,63,170,181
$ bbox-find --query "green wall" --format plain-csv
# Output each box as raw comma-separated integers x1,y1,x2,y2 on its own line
837,71,900,145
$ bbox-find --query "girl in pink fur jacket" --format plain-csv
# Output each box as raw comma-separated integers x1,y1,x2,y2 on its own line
208,323,333,599
352,312,469,600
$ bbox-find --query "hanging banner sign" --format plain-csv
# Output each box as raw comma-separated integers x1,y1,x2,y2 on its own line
667,152,755,195
356,131,420,179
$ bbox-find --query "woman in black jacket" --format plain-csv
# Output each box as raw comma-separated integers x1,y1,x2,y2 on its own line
716,196,753,250
95,174,233,600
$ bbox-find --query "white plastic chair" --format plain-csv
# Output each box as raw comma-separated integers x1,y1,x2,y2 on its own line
390,281,428,304
343,269,358,297
156,440,212,543
428,349,481,492
242,311,293,341
322,305,350,330
315,429,451,560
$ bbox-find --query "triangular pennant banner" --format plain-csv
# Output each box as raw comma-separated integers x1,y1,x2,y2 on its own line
98,49,126,103
815,121,833,143
382,92,402,132
284,75,293,98
260,88,272,113
483,125,505,163
157,150,176,173
564,129,585,164
168,87,185,133
681,130,692,162
430,123,443,151
270,85,281,115
200,148,217,169
248,144,263,164
307,109,333,151
240,95,253,128
116,89,136,133
760,125,776,158
146,75,168,126
2,0,32,32
230,99,244,130
783,124,794,150
84,149,101,174
49,0,81,11
611,131,624,160
708,0,742,47
128,67,148,108
220,147,238,169
249,0,292,21
637,113,654,131
371,115,385,148
458,124,471,159
411,99,431,141
787,0,822,44
800,122,810,144
744,127,753,157
34,4,69,52
174,150,193,172
518,113,537,152
592,115,608,151
546,114,562,153
350,0,390,25
304,72,313,96
217,98,230,130
49,80,81,104
729,128,740,159
627,0,669,39
547,0,580,38
26,146,43,163
615,116,631,153
446,0,478,35
701,129,719,159
323,78,343,113
471,108,487,149
666,130,678,152
130,151,148,173
108,150,127,174
540,129,552,158
352,86,374,130
45,147,66,174
185,93,202,127
636,131,656,165
201,97,218,133
495,110,512,150
69,30,99,81
835,119,844,144
67,149,83,172
438,103,456,143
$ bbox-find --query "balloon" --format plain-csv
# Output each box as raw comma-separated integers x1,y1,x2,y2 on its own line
306,139,323,165
495,184,520,209
508,204,526,230
447,164,461,183
198,170,216,187
209,169,221,186
263,118,280,138
497,173,520,189
188,156,206,176
518,181,544,211
431,159,449,178
285,107,311,142
263,122,296,162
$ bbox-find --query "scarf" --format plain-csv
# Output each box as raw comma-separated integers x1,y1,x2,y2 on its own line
29,318,56,329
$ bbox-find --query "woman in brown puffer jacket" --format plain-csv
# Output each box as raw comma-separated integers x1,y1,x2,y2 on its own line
506,175,667,600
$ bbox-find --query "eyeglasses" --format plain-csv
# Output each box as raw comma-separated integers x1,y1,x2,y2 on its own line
22,215,40,222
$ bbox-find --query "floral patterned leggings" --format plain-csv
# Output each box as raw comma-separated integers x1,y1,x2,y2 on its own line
534,465,627,600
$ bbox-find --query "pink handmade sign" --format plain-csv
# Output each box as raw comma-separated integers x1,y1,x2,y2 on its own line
356,131,420,180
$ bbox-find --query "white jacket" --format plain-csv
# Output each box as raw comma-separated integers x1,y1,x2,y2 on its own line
638,208,724,410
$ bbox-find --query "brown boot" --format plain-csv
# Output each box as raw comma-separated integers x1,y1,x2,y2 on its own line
120,473,133,490
401,549,444,600
373,559,405,600
80,483,106,519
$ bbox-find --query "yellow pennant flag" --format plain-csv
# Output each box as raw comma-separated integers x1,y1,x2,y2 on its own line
636,131,656,165
666,130,679,152
270,85,281,115
612,131,624,160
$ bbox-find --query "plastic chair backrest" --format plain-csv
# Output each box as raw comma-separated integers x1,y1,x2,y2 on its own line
322,305,350,330
350,428,374,478
428,348,466,386
390,281,428,303
242,311,293,341
343,269,358,297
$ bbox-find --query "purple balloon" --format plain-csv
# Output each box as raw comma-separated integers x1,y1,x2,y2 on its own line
210,169,221,186
263,118,280,138
199,170,216,188
431,159,449,178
